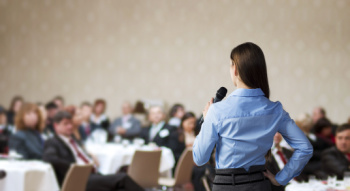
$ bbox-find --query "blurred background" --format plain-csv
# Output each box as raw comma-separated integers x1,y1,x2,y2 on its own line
0,0,349,122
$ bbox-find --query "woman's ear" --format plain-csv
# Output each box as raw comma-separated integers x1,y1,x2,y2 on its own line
232,62,238,77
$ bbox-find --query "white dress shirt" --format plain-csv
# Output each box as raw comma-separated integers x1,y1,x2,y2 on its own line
149,121,165,141
58,135,93,165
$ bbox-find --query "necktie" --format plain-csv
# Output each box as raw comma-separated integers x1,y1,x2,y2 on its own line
85,124,91,135
277,150,288,165
69,138,90,164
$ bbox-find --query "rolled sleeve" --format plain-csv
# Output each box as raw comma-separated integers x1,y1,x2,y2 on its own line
193,105,219,166
275,111,313,185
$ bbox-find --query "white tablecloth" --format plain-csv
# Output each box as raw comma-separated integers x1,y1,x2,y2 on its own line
285,181,347,191
0,160,59,191
85,143,175,175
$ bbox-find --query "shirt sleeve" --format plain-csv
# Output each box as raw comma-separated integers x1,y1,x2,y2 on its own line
275,110,313,185
192,105,219,166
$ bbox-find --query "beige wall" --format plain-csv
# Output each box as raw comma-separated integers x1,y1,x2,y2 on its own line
0,0,349,123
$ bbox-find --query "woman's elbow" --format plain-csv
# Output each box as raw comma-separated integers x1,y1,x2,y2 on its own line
192,151,207,166
303,143,314,159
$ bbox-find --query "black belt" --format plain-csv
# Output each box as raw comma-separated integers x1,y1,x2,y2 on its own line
213,165,266,186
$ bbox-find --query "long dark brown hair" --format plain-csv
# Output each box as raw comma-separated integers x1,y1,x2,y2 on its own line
230,42,271,160
230,42,270,99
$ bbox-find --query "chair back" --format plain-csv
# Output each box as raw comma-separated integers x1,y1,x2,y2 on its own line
61,164,93,191
128,150,162,188
173,148,194,185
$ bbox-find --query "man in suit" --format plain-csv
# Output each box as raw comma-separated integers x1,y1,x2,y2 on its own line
322,124,350,179
109,102,141,140
43,111,143,191
140,106,178,158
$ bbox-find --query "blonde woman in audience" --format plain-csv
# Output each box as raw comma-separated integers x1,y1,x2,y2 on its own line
295,113,315,141
79,102,93,141
9,103,45,160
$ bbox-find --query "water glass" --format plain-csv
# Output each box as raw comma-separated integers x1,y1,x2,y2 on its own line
114,135,122,143
327,175,337,188
308,175,316,184
344,171,350,189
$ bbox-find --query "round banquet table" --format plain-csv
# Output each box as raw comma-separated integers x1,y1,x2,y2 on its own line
85,143,175,176
0,160,59,191
285,181,348,191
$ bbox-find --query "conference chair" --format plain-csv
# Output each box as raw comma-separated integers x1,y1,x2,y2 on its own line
61,164,93,191
158,148,193,189
128,150,162,188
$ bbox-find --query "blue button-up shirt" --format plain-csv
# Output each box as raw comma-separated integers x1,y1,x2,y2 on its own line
193,88,313,185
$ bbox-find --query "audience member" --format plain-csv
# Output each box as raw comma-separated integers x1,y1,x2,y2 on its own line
176,112,210,191
90,99,110,132
140,106,178,152
295,113,327,179
168,103,185,127
43,111,143,191
78,102,93,141
266,133,306,191
312,107,326,124
109,101,141,140
322,124,350,179
45,102,59,134
65,105,84,143
52,95,65,110
37,103,52,140
0,106,13,153
133,100,149,128
314,118,335,146
6,96,24,126
9,103,45,159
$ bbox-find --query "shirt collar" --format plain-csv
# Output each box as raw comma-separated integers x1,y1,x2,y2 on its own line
152,121,165,129
229,88,265,97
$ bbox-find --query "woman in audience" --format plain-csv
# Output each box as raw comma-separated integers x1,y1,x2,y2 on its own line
90,99,110,132
295,114,327,179
79,102,93,141
176,112,211,191
168,104,185,127
7,96,24,126
133,100,149,128
0,106,14,153
9,103,45,160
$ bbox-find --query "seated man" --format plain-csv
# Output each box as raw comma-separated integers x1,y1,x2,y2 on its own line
140,106,179,160
43,111,143,191
109,102,141,140
322,124,350,179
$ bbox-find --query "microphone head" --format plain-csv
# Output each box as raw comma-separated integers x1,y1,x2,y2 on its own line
216,87,228,100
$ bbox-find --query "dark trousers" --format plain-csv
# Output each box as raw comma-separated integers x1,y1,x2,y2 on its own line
212,165,272,191
86,172,144,191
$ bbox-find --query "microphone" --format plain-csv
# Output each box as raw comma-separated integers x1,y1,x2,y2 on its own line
199,87,228,126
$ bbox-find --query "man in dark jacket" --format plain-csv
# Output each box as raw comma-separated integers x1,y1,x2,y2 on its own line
43,111,143,191
139,106,181,161
322,124,350,179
